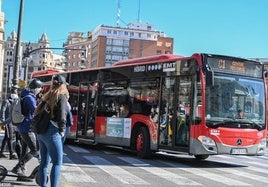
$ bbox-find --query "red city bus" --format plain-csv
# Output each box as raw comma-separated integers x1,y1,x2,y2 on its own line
32,53,267,159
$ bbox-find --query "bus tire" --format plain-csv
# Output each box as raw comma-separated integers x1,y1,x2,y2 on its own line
135,127,151,158
194,154,209,160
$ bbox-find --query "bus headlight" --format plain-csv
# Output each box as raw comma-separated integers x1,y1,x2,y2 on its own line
198,136,217,151
257,138,267,155
259,138,266,146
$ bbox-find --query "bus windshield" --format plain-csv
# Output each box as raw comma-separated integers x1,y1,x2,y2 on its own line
205,74,265,130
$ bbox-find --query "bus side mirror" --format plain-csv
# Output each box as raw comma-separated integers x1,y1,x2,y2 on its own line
264,69,268,77
206,71,214,86
202,65,214,86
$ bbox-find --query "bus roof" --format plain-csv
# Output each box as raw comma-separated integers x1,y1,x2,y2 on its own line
31,69,61,78
114,54,184,66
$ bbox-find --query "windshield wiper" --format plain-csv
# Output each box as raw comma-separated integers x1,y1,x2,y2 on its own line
207,120,264,130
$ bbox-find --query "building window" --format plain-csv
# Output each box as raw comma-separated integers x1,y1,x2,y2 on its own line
112,46,123,53
165,43,172,47
124,31,128,35
156,50,162,55
113,39,123,45
157,42,162,46
106,46,111,53
123,40,129,46
106,38,112,45
106,55,111,61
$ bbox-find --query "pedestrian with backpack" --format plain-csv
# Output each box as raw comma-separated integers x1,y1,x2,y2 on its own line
0,87,19,159
11,78,43,176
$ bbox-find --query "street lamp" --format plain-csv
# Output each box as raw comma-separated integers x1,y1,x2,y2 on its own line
13,0,24,88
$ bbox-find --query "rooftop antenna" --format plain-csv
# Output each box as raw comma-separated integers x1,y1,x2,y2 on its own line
117,0,121,26
137,0,141,23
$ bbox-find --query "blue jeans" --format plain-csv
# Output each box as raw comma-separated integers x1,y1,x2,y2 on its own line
62,126,69,144
37,121,63,187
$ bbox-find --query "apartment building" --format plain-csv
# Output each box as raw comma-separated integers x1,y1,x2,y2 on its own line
64,22,173,70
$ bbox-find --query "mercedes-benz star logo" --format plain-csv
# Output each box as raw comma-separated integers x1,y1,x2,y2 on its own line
237,139,242,146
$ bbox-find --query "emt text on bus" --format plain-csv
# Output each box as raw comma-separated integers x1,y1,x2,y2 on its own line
32,53,267,160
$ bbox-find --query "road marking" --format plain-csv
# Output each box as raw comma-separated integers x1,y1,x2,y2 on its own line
67,145,90,153
159,160,250,186
62,156,96,183
118,156,202,186
218,167,268,184
84,156,149,185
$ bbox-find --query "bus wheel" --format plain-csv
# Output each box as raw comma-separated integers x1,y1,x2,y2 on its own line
135,127,151,158
194,154,209,160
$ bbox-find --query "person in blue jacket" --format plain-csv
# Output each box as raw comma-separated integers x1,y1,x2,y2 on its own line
11,78,43,176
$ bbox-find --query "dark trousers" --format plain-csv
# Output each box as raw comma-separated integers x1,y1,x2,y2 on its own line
0,124,14,155
16,132,39,169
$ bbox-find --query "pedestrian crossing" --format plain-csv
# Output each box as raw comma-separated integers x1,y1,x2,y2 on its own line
60,145,268,187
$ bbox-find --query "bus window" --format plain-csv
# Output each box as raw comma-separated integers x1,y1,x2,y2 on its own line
129,78,160,116
97,81,129,117
206,75,265,129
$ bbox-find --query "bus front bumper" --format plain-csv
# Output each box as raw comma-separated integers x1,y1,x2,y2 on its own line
189,137,266,156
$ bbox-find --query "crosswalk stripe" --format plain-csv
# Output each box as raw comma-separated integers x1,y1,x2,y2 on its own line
84,156,149,185
248,161,268,168
67,145,90,153
159,160,250,186
62,156,96,183
118,156,202,186
246,165,268,174
219,167,268,184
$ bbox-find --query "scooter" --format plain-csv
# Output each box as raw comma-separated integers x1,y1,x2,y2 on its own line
0,164,48,185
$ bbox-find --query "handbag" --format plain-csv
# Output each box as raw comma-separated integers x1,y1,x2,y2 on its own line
30,104,50,134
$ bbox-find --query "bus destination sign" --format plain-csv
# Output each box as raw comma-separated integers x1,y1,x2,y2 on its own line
207,57,263,78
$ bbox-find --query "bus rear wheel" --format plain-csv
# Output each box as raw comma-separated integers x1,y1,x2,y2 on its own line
135,127,151,158
194,154,209,160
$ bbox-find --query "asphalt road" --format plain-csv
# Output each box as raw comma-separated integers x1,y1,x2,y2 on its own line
1,131,268,187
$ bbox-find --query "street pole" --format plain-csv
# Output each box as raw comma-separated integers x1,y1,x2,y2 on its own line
13,0,24,87
23,42,30,83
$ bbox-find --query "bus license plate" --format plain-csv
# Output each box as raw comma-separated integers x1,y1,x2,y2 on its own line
231,148,247,155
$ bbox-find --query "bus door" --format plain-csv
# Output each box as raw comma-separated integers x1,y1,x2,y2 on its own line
159,76,176,147
159,76,192,151
76,81,98,141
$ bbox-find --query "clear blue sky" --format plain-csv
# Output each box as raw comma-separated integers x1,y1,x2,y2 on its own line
2,0,268,58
